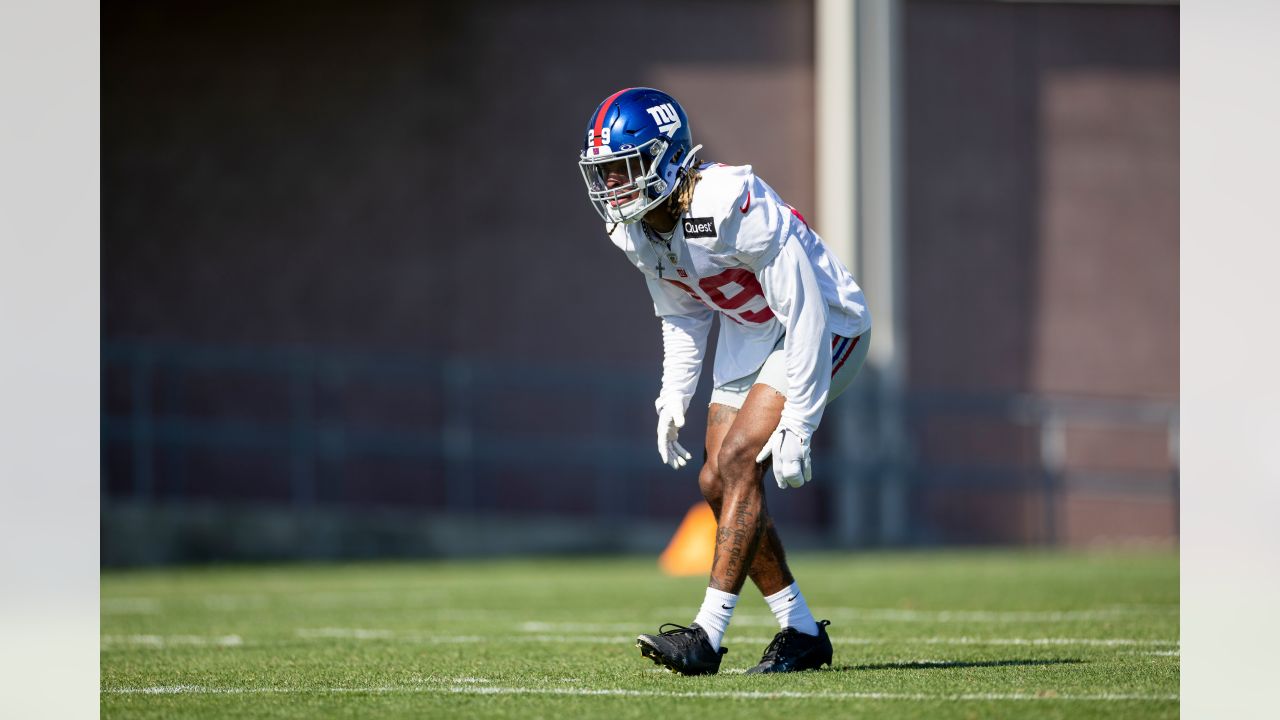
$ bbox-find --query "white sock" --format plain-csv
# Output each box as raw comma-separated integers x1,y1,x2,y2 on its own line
764,582,819,636
692,587,738,650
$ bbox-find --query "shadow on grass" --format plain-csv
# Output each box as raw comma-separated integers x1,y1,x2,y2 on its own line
834,658,1085,672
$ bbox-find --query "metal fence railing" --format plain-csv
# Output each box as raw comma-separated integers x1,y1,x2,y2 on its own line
102,340,1178,546
902,391,1179,544
101,341,662,515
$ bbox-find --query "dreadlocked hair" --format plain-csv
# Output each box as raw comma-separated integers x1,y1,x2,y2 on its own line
665,164,702,216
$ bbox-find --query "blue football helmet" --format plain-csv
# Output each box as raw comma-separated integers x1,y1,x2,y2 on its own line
578,88,703,224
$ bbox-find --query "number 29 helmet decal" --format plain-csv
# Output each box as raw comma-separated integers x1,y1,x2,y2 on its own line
578,88,703,224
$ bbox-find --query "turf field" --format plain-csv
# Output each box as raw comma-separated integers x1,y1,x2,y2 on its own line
101,550,1178,718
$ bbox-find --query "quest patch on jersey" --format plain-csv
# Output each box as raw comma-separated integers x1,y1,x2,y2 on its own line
682,217,717,238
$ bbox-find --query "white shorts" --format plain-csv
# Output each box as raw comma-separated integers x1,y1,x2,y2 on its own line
709,329,871,410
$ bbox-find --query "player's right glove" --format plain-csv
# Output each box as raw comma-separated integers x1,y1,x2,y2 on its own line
755,425,812,489
656,400,693,470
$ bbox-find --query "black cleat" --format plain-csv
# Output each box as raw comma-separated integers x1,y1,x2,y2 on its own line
635,623,728,676
744,619,833,674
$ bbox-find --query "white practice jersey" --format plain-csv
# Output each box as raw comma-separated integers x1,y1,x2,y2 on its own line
607,162,872,438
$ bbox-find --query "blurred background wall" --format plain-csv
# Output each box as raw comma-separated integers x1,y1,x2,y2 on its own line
903,0,1178,545
101,0,1178,565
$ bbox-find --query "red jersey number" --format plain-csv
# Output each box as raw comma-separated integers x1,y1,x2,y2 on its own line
665,269,775,325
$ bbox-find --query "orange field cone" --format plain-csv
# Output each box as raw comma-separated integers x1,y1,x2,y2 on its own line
658,502,717,576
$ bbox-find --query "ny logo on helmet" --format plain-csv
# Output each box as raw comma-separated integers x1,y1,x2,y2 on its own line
646,103,682,138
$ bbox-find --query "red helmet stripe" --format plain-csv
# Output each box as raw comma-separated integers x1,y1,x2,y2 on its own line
592,87,632,147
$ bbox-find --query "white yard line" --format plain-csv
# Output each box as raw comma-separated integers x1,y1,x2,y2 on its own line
103,590,497,613
103,599,1175,620
653,606,1176,623
865,637,1179,648
292,628,1178,647
445,686,1178,702
523,611,1173,631
820,608,1168,622
101,634,243,648
113,685,219,694
101,684,1178,702
519,621,643,632
297,627,623,644
295,628,487,643
101,629,1178,651
296,628,400,640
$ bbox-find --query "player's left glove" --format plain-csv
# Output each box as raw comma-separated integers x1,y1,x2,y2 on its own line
656,401,693,470
755,425,812,489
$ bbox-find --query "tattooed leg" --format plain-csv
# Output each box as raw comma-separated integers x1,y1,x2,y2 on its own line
701,386,793,596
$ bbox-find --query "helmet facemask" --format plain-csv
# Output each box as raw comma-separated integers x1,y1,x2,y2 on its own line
579,137,673,224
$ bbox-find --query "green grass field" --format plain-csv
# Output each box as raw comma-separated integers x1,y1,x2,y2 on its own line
101,550,1178,718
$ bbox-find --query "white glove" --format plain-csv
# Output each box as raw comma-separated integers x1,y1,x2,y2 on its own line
755,425,812,489
656,402,693,470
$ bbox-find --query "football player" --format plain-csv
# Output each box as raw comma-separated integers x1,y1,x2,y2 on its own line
579,88,872,675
